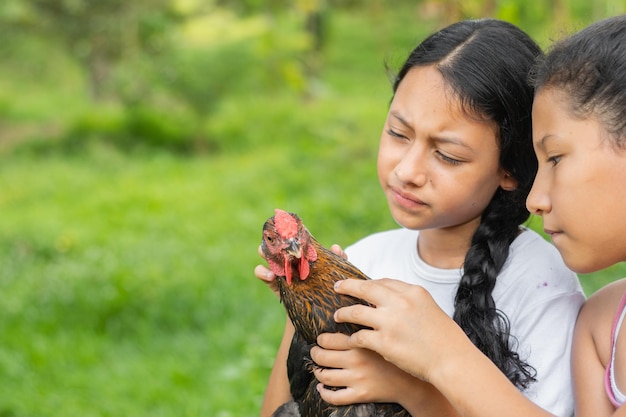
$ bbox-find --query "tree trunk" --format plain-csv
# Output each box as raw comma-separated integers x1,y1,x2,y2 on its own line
86,37,112,102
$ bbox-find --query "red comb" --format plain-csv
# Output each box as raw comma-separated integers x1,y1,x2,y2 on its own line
274,209,298,238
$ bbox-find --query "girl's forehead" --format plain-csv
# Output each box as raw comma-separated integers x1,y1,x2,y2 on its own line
396,67,493,125
533,88,574,120
392,78,497,140
395,70,465,119
532,88,611,151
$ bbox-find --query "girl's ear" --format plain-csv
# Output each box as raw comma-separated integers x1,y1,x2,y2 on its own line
500,172,518,191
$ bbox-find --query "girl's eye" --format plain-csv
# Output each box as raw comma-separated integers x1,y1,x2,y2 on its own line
436,151,463,165
386,129,407,140
547,155,562,166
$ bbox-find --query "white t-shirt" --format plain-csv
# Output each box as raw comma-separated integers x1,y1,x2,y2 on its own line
345,227,585,417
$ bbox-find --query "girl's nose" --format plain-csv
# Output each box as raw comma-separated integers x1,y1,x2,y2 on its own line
526,175,551,216
394,144,428,187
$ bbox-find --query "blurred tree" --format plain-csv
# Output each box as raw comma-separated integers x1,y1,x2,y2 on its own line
417,0,623,28
299,0,327,83
215,0,328,91
0,0,183,101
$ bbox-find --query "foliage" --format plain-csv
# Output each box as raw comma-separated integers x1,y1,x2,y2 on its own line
0,3,318,153
152,39,260,118
0,0,182,101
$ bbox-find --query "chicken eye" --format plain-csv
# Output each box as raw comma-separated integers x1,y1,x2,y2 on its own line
266,236,274,243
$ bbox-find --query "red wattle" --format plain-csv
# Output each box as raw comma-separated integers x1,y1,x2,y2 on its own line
299,256,310,280
284,256,292,285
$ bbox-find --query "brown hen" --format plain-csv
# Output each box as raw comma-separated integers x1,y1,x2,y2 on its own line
261,209,409,417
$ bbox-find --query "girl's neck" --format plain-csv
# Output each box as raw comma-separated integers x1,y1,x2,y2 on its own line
417,223,478,270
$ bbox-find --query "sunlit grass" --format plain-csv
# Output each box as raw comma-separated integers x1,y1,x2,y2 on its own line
0,137,395,416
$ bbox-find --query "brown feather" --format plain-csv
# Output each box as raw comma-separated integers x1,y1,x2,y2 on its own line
276,236,370,343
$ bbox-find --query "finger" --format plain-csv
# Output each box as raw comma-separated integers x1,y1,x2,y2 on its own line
254,264,275,282
333,304,379,329
316,383,359,406
313,366,349,388
333,279,387,305
346,328,379,351
330,244,347,260
317,332,351,350
257,244,266,259
311,344,351,370
334,278,412,305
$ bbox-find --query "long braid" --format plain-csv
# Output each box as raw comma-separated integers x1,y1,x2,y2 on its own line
453,188,537,389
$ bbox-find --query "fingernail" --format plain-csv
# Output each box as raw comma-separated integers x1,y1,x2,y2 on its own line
334,281,341,290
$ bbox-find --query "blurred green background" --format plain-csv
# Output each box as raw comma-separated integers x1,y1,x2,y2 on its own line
0,0,624,415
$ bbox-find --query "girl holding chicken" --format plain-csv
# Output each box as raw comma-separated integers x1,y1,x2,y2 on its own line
317,14,626,417
255,18,586,417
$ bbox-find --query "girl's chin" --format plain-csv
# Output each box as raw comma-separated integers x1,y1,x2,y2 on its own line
388,210,425,230
561,252,617,275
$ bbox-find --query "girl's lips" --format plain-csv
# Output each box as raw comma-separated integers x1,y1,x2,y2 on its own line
544,228,561,238
391,187,426,209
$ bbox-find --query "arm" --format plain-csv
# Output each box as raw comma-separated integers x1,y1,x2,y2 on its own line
430,332,552,417
331,278,555,417
572,283,623,417
505,288,583,415
255,247,292,416
260,319,295,417
312,332,459,415
572,307,614,416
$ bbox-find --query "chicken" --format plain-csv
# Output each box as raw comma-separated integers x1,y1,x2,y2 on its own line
261,209,409,417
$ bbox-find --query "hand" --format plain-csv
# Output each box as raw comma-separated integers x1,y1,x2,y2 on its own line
329,244,348,260
331,278,468,384
328,280,548,417
254,245,280,297
254,244,347,298
311,332,418,406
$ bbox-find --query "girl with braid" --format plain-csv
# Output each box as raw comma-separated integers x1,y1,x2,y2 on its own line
255,19,585,416
321,15,626,417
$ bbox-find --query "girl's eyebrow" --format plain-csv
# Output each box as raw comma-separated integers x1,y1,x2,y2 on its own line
389,110,470,149
433,135,472,149
535,134,555,150
390,111,412,129
389,110,481,155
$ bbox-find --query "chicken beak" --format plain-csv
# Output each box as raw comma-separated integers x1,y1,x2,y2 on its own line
286,238,302,259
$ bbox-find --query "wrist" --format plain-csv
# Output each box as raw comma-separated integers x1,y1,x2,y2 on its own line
423,322,472,388
400,377,460,417
426,333,543,417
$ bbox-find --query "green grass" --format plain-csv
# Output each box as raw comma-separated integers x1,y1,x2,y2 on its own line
0,143,395,416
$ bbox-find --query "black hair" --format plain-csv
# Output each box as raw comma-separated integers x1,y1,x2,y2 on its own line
531,14,626,145
392,19,541,389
